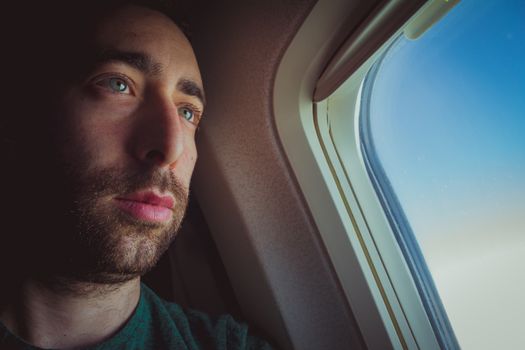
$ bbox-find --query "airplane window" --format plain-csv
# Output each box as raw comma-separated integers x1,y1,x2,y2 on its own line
359,0,525,349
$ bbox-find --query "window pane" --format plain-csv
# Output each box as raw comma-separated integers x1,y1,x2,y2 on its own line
361,1,525,349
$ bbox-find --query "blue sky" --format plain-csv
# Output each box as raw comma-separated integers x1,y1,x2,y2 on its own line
369,0,525,240
366,1,524,347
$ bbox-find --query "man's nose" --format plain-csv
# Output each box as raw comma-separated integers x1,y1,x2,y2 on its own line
132,95,185,168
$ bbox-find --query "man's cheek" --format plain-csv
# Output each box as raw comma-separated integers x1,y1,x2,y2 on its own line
70,129,128,173
174,150,197,186
61,95,132,152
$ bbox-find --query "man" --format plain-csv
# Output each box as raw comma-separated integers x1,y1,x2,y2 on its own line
0,1,273,349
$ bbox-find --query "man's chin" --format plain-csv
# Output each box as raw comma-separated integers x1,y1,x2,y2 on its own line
88,224,175,279
42,214,179,288
58,241,170,286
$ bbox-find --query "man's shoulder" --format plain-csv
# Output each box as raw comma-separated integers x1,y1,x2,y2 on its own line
141,283,275,350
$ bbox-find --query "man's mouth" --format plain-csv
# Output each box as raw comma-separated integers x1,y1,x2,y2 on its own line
113,191,175,223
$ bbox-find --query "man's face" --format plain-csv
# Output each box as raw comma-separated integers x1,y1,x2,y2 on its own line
43,5,204,283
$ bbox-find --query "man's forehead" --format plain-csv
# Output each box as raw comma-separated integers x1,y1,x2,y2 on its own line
93,5,192,60
96,4,181,35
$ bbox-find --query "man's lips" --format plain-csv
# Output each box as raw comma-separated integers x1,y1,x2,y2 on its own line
113,191,175,223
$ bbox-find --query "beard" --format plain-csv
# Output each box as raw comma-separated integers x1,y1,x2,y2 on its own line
20,160,189,286
64,165,189,284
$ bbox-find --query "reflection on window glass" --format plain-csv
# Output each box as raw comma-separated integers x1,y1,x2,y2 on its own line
361,0,525,349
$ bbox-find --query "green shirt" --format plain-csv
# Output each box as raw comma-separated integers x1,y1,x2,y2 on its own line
0,284,273,350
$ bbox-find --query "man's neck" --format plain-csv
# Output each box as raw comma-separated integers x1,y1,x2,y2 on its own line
0,277,141,349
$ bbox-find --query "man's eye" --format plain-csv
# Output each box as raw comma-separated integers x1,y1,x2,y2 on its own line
178,106,195,122
97,77,131,94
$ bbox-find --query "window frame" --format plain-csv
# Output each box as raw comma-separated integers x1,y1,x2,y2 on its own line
273,0,450,348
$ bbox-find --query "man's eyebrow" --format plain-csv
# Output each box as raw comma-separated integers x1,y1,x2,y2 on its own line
177,79,206,107
95,49,163,75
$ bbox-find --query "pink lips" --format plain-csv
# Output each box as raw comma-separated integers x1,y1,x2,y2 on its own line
114,191,174,223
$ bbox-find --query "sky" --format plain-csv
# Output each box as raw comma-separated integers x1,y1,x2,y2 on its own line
365,0,525,348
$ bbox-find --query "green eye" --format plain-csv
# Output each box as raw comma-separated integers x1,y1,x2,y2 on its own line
108,78,129,93
179,106,195,122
